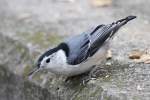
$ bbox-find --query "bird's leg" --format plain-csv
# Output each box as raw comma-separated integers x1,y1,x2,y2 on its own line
88,65,109,81
81,76,92,85
80,65,97,85
65,65,109,86
65,71,91,86
78,65,109,85
65,76,75,83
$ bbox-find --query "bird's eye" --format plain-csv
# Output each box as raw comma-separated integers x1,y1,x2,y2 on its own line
46,58,50,63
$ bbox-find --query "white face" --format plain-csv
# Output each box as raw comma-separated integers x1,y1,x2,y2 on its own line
40,50,67,70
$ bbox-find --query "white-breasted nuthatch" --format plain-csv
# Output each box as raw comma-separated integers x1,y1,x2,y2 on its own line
29,16,136,77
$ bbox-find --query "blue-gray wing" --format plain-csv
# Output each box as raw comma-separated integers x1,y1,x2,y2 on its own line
65,24,120,65
65,33,90,65
64,16,136,65
65,24,110,65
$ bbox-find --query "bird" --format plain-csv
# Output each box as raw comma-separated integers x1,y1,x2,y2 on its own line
28,16,136,77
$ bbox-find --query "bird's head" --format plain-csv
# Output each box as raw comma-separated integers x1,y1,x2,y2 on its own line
28,43,69,77
37,53,55,69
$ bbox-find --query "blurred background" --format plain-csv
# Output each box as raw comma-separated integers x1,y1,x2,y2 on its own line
0,0,149,50
0,0,150,100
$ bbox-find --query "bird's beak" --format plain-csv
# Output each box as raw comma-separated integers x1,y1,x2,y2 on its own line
28,63,42,76
28,67,40,76
28,67,41,80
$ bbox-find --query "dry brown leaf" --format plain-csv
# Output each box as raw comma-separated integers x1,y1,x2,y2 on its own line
129,50,143,59
129,49,150,64
144,60,150,64
141,54,150,64
90,0,112,7
106,49,112,60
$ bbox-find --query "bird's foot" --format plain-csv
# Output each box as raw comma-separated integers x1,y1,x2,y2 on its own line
89,65,109,78
81,66,110,85
65,66,109,86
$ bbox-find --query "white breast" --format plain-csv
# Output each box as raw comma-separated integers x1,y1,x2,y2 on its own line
48,42,109,76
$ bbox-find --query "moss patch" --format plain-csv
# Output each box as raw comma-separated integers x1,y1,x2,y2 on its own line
17,32,64,48
23,65,33,78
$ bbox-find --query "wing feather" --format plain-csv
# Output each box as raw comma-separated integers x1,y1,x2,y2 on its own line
66,33,90,65
66,24,113,65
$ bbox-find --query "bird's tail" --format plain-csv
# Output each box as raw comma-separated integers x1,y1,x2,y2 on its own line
109,15,136,38
90,15,136,46
89,16,136,56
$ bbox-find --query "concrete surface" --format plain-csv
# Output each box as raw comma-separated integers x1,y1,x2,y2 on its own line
0,0,150,100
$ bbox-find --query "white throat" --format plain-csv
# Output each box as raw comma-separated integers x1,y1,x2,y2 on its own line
45,49,95,76
55,49,67,63
46,49,69,74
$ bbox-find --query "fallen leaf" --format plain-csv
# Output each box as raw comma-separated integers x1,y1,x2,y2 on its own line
141,54,150,64
144,60,150,64
90,0,112,7
106,49,112,60
129,49,150,64
129,50,143,59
